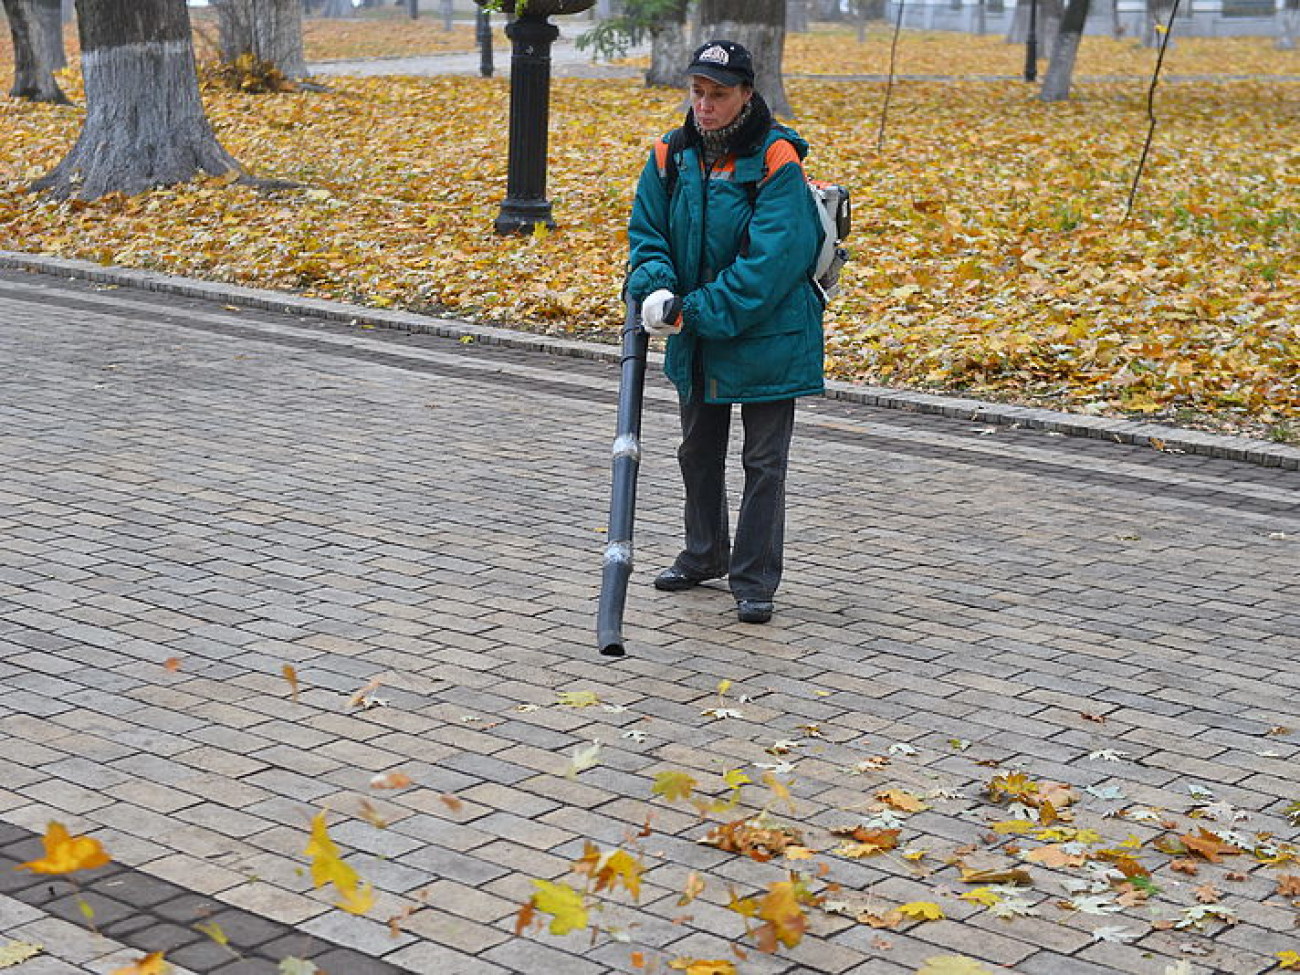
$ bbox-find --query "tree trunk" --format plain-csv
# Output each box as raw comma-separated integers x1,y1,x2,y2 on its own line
320,0,355,16
40,0,65,68
33,0,243,200
3,0,69,102
1006,0,1062,49
646,0,690,87
698,0,792,118
1279,0,1300,50
212,0,307,78
788,0,809,31
1040,0,1088,100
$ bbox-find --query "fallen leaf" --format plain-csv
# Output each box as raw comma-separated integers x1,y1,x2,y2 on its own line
1180,828,1242,863
701,819,801,862
1278,875,1300,897
566,740,602,778
282,664,299,702
524,879,588,936
897,901,944,922
668,961,736,975
1091,925,1139,943
959,867,1033,886
877,789,929,813
916,956,996,975
0,943,42,968
369,771,412,790
1193,883,1221,903
677,871,705,906
193,921,228,947
1276,950,1300,970
556,690,600,708
752,880,813,952
111,954,172,975
1024,844,1088,869
17,822,110,875
652,770,697,803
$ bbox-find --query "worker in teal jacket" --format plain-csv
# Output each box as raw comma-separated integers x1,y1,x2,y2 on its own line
625,39,826,625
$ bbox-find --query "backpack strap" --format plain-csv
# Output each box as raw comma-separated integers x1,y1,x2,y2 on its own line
658,127,688,199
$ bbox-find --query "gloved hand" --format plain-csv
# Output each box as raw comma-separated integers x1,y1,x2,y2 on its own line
641,289,683,337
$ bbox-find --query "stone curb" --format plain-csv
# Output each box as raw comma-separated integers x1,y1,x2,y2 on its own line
4,249,1297,471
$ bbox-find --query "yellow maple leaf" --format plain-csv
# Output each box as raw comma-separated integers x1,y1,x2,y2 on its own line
18,822,110,875
556,689,600,707
1277,950,1300,970
528,879,588,936
669,961,737,975
959,887,1003,907
754,880,809,952
574,843,643,901
989,819,1036,835
652,769,697,802
302,810,370,913
303,811,346,886
335,881,376,916
897,900,945,922
111,952,172,975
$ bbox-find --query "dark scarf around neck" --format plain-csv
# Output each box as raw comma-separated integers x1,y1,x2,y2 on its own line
683,90,773,171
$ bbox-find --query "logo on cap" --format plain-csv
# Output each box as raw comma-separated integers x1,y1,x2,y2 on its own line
697,44,730,66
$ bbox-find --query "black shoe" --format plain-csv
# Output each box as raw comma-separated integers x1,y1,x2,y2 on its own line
653,565,722,592
736,599,774,624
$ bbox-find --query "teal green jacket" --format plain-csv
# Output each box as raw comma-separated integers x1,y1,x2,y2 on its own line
626,98,826,404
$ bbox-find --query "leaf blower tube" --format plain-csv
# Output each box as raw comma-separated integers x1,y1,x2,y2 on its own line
596,295,650,657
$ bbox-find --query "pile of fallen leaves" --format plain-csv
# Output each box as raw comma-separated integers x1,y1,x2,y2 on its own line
0,30,1295,432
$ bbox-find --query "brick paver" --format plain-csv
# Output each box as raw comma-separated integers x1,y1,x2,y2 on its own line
0,266,1297,974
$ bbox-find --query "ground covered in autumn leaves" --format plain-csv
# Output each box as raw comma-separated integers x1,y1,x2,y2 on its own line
0,28,1296,437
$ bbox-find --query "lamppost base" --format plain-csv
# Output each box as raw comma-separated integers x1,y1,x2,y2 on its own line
494,198,556,236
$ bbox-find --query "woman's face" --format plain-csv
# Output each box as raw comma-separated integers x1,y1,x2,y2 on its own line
689,75,753,131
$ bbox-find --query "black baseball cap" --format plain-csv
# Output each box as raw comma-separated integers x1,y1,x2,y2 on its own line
686,40,755,87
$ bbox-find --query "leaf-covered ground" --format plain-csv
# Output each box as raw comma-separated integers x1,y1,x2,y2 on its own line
0,29,1296,436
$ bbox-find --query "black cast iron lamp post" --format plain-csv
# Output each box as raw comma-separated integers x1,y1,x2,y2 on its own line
1024,0,1040,82
477,0,596,235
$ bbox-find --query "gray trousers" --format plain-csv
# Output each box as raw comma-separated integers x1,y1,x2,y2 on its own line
673,387,796,601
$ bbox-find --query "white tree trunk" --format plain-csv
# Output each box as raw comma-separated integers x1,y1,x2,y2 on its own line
212,0,307,78
1276,3,1298,48
1040,0,1088,100
34,0,242,199
699,0,792,117
3,0,68,101
1006,0,1062,49
646,0,691,87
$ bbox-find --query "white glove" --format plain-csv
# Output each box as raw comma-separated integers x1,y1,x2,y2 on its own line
641,289,683,337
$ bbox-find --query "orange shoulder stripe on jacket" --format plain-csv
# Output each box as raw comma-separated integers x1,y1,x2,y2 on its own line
654,137,670,173
761,140,803,184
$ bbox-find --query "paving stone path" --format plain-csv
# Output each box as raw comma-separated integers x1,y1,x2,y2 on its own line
0,265,1297,975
